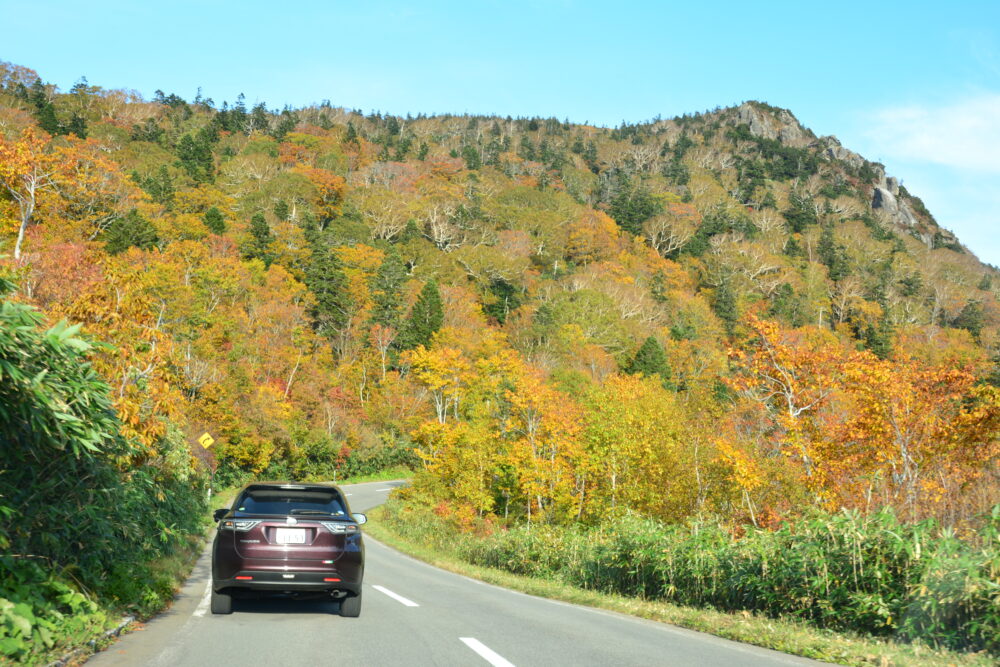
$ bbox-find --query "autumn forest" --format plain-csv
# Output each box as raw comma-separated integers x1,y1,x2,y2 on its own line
1,59,998,661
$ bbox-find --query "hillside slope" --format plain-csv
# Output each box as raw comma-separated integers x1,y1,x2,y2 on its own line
1,60,997,531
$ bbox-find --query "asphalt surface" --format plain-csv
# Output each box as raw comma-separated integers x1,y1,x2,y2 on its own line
88,480,824,666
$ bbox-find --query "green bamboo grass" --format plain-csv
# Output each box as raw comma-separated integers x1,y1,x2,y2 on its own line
379,499,1000,655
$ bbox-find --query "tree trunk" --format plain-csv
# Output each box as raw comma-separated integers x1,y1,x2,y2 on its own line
13,202,33,261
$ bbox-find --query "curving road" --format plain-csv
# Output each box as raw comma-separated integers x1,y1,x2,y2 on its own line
88,480,824,666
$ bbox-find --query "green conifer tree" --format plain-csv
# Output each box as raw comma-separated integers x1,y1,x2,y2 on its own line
176,133,214,183
203,207,226,234
713,280,739,335
35,103,60,135
782,192,817,233
231,93,248,133
273,110,297,142
29,79,61,135
953,301,985,342
609,177,662,236
483,279,522,325
305,241,352,343
863,318,894,359
461,145,482,170
103,210,159,255
369,249,407,329
344,121,359,146
818,224,849,281
783,236,804,257
66,113,88,139
583,141,599,172
250,103,269,134
397,219,420,243
141,165,175,208
28,79,47,108
625,336,673,388
662,157,690,185
398,280,443,350
273,199,290,221
243,213,275,267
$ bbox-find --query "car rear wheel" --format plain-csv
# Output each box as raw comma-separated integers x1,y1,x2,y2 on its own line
211,589,232,614
339,591,361,617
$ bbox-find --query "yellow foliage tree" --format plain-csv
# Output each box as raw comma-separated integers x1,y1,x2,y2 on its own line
582,374,692,520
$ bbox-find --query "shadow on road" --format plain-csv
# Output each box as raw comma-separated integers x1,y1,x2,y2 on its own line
230,597,342,615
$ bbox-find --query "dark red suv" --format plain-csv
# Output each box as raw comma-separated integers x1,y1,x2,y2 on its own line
210,482,365,617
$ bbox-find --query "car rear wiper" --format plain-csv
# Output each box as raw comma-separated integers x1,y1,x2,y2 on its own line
289,509,334,515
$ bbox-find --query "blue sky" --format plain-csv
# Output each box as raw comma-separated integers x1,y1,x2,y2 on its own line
3,0,998,265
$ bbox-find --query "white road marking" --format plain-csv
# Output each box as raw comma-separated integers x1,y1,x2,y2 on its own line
193,579,212,617
345,493,353,496
371,584,419,607
376,487,394,491
460,638,515,667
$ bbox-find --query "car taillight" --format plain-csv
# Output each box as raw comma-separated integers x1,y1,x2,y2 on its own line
221,520,261,532
320,522,358,535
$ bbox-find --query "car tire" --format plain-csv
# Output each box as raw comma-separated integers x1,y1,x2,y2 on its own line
211,589,232,615
339,591,361,617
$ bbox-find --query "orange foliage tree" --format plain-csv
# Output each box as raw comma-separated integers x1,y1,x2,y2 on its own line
835,355,1000,520
0,127,143,259
294,166,346,222
727,313,1000,523
0,127,71,260
727,314,846,483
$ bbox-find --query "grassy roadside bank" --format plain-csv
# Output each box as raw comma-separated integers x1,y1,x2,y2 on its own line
2,488,241,667
365,505,994,667
1,530,207,667
0,287,223,667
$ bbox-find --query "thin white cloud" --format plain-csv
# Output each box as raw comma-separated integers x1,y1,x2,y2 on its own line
866,94,1000,173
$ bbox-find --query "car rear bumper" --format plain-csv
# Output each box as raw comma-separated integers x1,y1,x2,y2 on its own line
212,534,364,591
214,569,362,595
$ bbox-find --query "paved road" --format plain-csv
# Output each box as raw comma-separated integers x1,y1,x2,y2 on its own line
89,480,823,666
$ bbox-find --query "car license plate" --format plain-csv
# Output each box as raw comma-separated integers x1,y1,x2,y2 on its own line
275,528,306,544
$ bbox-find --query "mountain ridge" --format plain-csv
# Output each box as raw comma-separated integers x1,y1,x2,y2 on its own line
1,59,997,530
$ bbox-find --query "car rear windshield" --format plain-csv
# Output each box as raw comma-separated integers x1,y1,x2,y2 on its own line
235,489,347,517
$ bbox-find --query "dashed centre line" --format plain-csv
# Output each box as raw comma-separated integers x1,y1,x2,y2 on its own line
460,638,515,667
372,584,419,607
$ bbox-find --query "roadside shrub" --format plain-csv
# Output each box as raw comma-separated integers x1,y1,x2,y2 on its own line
340,435,420,479
215,433,419,486
381,498,1000,654
0,557,107,664
0,282,208,663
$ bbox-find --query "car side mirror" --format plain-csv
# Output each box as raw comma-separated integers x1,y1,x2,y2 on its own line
213,508,228,522
352,513,367,525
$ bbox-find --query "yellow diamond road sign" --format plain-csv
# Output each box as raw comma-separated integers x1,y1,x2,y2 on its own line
198,432,215,449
